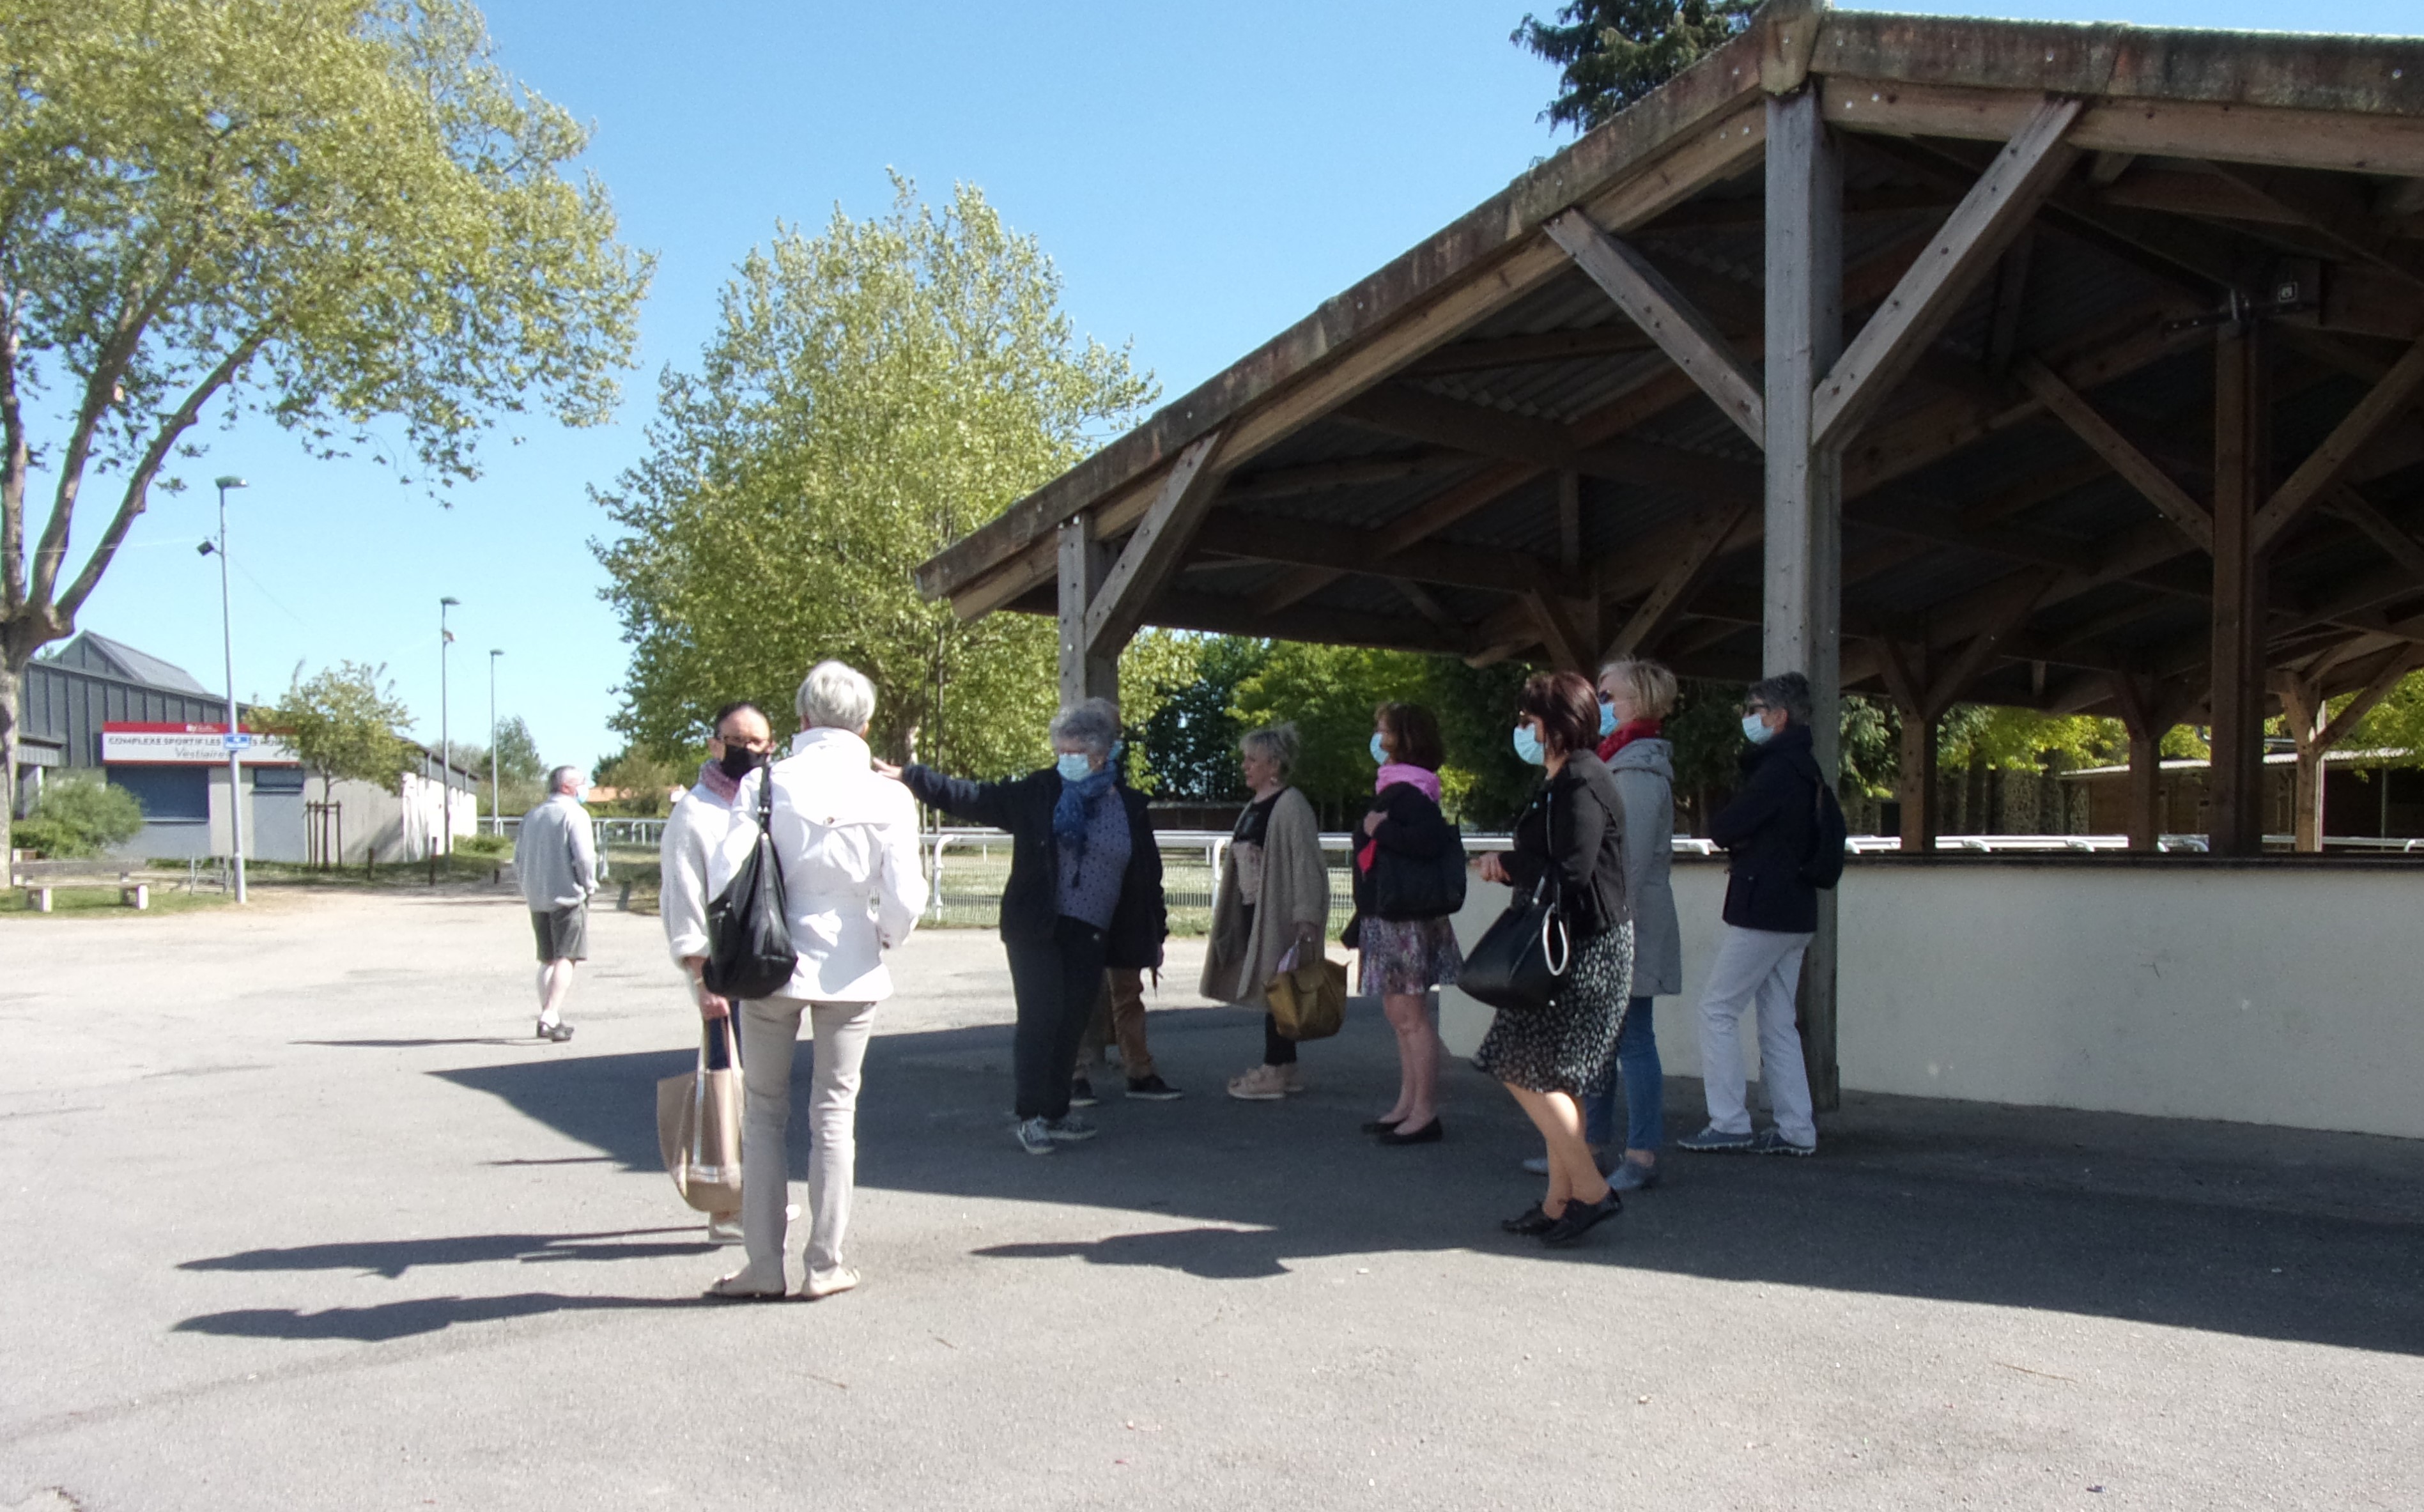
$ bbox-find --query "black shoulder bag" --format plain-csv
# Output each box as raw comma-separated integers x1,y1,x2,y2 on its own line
1456,788,1572,1014
702,769,799,1000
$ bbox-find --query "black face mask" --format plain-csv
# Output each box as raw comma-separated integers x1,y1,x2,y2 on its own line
716,745,765,780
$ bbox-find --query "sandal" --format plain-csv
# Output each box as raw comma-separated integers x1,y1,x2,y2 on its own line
702,1270,786,1303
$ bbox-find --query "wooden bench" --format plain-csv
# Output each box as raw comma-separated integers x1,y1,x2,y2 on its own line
9,857,149,912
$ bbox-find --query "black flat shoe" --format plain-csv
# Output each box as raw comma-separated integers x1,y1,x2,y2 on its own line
1359,1118,1403,1135
1540,1189,1622,1247
1375,1118,1442,1146
1500,1202,1557,1235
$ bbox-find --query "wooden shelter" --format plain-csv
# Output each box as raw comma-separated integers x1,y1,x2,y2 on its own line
919,1,2424,1102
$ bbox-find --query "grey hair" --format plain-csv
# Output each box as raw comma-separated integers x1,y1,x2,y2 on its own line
1238,721,1299,776
546,765,584,794
1746,670,1814,724
796,660,877,732
1048,697,1121,757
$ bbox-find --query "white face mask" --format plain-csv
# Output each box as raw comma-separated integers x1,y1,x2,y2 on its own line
1741,713,1775,745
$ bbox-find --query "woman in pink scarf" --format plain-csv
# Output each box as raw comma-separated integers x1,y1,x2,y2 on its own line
1355,702,1465,1145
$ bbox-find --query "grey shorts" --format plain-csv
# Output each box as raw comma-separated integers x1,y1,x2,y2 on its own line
531,904,589,963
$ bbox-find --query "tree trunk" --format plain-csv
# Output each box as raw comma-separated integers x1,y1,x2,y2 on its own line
0,654,19,863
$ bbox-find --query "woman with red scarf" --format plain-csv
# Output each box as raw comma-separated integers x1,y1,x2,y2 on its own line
1354,702,1465,1145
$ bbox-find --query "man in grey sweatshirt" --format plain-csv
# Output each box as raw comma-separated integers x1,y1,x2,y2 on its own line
514,766,596,1042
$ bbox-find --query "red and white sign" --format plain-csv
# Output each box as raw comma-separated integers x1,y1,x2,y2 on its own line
101,721,301,766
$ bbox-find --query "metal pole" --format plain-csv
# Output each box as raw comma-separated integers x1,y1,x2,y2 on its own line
488,649,502,837
214,476,249,904
440,597,459,859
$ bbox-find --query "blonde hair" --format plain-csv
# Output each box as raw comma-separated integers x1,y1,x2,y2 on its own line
1598,658,1678,721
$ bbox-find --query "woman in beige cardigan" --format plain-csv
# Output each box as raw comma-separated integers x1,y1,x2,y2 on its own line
1205,724,1332,1100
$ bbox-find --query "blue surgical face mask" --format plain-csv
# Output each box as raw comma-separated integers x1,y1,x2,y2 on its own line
1741,713,1775,745
1055,752,1094,781
1369,732,1388,765
1512,723,1546,766
1598,700,1617,739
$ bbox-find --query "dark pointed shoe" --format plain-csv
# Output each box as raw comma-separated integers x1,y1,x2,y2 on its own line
1540,1189,1622,1247
1500,1202,1557,1235
1375,1118,1442,1146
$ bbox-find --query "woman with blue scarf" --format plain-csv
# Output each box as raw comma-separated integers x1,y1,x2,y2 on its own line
895,698,1166,1157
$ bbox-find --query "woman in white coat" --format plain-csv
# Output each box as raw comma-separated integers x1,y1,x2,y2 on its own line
702,660,926,1302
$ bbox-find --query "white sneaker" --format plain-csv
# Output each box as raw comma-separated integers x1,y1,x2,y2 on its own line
803,1266,861,1300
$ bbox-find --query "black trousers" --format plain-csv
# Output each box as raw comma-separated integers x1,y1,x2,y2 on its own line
1003,916,1109,1120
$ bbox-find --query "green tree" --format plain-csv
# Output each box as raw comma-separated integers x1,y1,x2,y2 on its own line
595,178,1154,781
481,714,545,816
1134,635,1270,801
16,773,143,857
259,661,414,806
0,0,651,860
1513,0,1760,132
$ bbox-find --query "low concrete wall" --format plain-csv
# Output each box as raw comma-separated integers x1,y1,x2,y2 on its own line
1439,858,2424,1142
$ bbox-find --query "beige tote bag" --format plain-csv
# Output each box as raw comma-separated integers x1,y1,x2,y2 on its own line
657,1023,745,1214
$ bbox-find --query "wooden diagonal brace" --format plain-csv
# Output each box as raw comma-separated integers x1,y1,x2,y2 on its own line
1525,591,1591,673
2326,485,2424,585
1602,498,1755,660
1814,96,2083,450
1083,432,1224,654
2014,355,2213,554
1545,211,1765,445
2253,334,2424,552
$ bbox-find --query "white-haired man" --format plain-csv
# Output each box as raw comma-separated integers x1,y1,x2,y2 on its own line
661,699,778,1245
514,764,595,1043
705,661,925,1302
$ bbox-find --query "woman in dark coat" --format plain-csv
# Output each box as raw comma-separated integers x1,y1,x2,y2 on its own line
890,698,1166,1157
1472,671,1633,1246
1356,702,1464,1145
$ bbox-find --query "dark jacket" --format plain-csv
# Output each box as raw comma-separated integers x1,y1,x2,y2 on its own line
1354,780,1463,922
1708,722,1822,934
901,763,1167,968
1500,750,1628,939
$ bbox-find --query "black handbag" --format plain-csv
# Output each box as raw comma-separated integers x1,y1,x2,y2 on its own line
702,768,798,1000
1370,817,1468,920
1456,792,1573,1014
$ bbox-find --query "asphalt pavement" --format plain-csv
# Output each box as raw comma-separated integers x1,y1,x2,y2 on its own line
1,886,2418,1510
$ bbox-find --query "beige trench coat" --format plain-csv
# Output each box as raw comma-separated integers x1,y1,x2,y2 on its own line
1199,786,1329,1010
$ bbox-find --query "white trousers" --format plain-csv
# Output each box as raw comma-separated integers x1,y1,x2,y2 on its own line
1694,924,1818,1147
739,997,877,1285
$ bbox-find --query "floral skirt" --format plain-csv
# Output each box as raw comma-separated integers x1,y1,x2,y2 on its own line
1472,920,1633,1097
1356,914,1462,998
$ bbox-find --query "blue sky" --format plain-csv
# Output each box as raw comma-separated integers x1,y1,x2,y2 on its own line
56,0,2422,770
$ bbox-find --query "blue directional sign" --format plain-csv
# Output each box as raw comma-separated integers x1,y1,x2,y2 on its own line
222,733,256,750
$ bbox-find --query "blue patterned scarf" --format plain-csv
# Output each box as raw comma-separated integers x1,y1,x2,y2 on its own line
1053,766,1116,845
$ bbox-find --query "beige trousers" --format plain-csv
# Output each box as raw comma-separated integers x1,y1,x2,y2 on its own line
1074,967,1155,1079
739,996,876,1284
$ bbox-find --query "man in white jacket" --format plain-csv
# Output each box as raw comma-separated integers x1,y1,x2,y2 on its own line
702,661,925,1302
658,699,777,1245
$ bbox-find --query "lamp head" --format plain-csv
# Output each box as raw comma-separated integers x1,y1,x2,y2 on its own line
214,475,247,490
440,596,460,608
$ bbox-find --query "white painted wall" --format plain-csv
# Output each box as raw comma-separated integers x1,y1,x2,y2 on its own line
1439,860,2424,1141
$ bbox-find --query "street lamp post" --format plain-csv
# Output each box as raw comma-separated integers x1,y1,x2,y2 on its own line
488,649,503,837
212,475,249,904
440,598,459,861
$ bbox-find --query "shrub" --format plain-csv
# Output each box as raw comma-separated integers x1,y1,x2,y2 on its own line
17,775,145,858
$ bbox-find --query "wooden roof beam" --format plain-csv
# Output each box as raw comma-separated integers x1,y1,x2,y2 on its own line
2014,356,2214,552
1082,432,1226,657
1219,449,1474,502
2253,332,2424,550
1812,96,2083,449
1191,512,1587,600
1545,211,1766,444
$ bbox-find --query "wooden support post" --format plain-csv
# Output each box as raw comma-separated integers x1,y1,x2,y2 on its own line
1766,87,1843,1115
2108,672,2166,853
1058,511,1118,709
2274,674,2328,853
2209,325,2269,856
1897,707,1938,853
